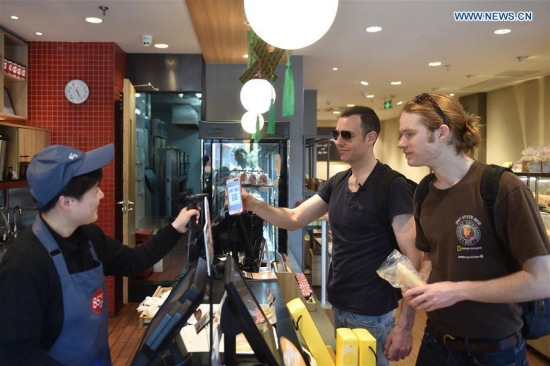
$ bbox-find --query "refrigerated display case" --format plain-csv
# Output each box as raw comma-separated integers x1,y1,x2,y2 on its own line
514,172,550,211
199,121,289,259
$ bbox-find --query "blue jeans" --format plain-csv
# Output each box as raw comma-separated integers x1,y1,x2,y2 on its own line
332,306,396,366
416,327,529,366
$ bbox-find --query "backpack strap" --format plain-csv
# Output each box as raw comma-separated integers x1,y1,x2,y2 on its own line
481,164,510,230
376,169,402,250
327,168,351,201
414,173,435,222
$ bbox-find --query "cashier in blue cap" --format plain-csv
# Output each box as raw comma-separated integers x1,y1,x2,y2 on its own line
0,143,199,366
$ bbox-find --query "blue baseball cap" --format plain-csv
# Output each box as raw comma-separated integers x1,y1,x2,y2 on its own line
27,143,114,207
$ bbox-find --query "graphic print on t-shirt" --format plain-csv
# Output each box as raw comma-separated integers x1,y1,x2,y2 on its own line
455,215,484,260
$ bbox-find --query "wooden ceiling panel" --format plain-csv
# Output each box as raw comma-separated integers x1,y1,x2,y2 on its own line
185,0,249,63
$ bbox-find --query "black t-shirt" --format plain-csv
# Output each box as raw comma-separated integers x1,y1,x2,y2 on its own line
317,162,413,315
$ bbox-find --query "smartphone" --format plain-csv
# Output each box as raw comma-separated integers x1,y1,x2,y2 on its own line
226,177,244,215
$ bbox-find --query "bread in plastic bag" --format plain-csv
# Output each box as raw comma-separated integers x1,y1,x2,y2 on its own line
376,249,424,289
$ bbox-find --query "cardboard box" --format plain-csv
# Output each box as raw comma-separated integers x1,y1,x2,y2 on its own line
274,264,316,311
138,286,172,328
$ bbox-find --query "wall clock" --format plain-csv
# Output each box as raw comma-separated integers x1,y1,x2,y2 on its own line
65,79,89,104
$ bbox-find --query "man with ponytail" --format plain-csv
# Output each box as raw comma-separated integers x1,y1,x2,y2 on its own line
397,93,550,365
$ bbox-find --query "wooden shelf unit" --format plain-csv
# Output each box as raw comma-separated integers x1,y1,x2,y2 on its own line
0,122,51,183
1,29,28,121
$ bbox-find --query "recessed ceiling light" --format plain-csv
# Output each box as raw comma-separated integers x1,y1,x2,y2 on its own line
154,43,169,49
360,81,369,86
450,93,455,97
367,94,375,98
332,111,340,114
517,56,529,62
85,17,103,24
494,28,511,35
391,81,402,85
347,104,355,107
35,32,43,36
396,101,403,106
243,54,249,59
332,67,338,71
10,15,19,20
365,26,382,33
428,61,442,67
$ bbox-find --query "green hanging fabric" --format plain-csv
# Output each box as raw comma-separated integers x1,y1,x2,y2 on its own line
282,51,295,117
252,115,262,141
246,31,253,68
267,74,276,134
267,99,276,134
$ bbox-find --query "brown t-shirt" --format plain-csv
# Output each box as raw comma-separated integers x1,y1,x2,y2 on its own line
416,161,550,338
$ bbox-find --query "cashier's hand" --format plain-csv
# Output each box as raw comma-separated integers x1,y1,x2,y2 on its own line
385,323,413,361
171,207,200,233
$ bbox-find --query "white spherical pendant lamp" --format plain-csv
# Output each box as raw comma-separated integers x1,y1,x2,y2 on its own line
241,112,265,134
244,0,338,50
240,77,276,114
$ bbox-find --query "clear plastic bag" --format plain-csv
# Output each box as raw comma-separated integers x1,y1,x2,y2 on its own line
376,249,424,289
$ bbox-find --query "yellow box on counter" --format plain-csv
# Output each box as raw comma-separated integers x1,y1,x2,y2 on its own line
336,328,358,366
138,286,172,328
287,298,334,366
274,264,316,311
353,328,376,366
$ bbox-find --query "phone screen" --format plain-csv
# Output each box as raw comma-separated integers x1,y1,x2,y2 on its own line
226,177,243,215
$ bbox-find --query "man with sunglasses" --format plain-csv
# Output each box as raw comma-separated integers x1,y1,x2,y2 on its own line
241,106,420,365
398,93,550,365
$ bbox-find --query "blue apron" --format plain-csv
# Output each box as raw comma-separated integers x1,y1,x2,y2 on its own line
33,216,111,366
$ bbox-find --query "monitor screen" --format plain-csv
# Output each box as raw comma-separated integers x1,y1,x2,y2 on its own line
203,196,215,276
223,256,281,366
132,258,208,366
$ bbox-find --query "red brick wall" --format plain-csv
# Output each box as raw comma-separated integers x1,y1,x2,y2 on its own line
27,42,126,316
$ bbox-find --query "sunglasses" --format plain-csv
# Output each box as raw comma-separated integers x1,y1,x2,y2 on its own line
414,93,450,126
331,129,363,141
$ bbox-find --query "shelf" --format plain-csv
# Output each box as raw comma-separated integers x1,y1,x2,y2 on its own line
3,72,25,82
0,113,26,122
0,180,28,190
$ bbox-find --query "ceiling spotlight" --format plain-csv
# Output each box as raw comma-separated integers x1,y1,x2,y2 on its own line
347,104,355,107
243,54,249,59
154,43,169,49
390,81,402,86
450,93,455,97
494,29,511,35
332,67,338,71
367,94,375,98
360,81,369,86
85,17,102,23
428,61,442,67
517,56,529,62
35,32,43,36
10,15,19,20
365,26,382,33
396,101,403,106
332,111,340,114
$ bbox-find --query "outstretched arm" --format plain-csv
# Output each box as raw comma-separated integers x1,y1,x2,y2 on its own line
242,189,328,231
